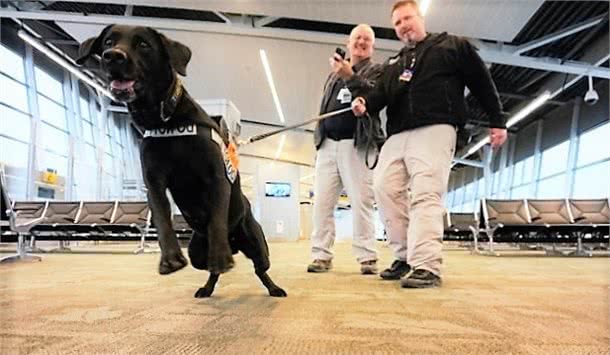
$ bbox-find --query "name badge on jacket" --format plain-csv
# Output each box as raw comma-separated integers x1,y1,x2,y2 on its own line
399,69,413,82
337,87,352,104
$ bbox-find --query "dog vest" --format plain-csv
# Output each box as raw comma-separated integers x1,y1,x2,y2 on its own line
143,124,239,184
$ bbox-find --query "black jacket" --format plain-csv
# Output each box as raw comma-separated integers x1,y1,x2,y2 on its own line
314,58,384,150
364,32,505,137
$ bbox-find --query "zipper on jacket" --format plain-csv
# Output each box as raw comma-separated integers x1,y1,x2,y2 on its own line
408,85,414,117
444,81,453,112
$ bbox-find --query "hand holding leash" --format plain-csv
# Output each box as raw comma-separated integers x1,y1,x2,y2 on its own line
351,96,367,116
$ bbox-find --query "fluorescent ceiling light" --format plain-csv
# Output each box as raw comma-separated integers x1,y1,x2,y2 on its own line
505,90,551,127
461,90,551,159
259,49,286,123
419,0,431,16
18,30,115,100
274,134,286,160
465,136,490,157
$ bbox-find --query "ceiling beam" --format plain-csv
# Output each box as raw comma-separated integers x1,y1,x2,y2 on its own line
513,13,607,55
213,11,232,24
549,54,610,100
451,158,485,169
0,9,403,49
254,16,279,28
2,9,608,79
124,5,133,16
476,42,610,79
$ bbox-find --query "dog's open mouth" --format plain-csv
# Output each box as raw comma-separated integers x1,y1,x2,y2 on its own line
110,80,136,102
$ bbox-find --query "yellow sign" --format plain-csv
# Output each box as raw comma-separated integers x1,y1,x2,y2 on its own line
41,170,58,185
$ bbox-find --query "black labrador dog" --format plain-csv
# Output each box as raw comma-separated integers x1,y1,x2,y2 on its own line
77,25,286,298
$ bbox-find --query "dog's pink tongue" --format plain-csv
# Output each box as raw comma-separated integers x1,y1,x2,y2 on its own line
110,80,135,90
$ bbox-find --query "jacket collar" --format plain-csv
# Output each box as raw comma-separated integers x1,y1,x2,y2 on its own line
399,32,448,53
350,57,371,73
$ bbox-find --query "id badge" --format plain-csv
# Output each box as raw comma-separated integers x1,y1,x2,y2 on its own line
399,69,413,82
337,87,352,104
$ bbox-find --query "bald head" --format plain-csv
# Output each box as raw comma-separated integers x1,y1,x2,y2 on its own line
347,24,375,63
350,24,375,44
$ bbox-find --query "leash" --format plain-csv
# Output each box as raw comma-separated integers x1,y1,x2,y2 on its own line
238,107,352,146
361,112,381,170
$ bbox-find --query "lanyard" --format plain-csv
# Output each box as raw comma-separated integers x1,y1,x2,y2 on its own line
399,50,416,82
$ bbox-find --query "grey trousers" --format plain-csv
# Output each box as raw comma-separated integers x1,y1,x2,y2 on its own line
311,138,377,263
373,124,456,276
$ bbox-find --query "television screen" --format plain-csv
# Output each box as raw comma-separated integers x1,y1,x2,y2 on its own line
265,182,291,197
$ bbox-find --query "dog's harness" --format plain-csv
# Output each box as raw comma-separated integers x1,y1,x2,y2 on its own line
135,74,239,183
143,124,239,184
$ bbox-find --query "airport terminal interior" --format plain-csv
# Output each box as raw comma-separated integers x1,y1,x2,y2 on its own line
0,1,608,354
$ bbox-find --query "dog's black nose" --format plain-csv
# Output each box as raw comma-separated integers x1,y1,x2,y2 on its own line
102,48,127,65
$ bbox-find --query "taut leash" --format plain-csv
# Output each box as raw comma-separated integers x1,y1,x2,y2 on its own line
238,107,353,146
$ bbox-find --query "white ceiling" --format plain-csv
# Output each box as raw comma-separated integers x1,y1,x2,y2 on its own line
53,0,544,168
57,0,544,42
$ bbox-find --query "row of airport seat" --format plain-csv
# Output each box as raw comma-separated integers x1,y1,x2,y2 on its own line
2,182,608,258
1,185,195,261
443,198,609,256
1,199,196,240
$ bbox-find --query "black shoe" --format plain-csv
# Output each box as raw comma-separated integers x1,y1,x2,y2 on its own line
400,269,442,288
379,260,410,280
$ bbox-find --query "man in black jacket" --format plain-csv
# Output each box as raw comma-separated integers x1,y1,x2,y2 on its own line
308,24,384,275
352,0,507,287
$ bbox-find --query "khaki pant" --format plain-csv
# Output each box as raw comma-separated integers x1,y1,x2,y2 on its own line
311,139,377,263
373,124,456,276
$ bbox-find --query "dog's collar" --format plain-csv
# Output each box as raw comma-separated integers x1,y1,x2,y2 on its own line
160,76,183,122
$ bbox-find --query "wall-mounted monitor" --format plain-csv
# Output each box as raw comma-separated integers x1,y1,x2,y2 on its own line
265,182,291,198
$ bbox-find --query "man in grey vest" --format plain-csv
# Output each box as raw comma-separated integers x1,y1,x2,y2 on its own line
308,24,384,275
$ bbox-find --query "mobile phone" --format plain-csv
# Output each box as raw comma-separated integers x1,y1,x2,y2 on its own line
335,47,346,60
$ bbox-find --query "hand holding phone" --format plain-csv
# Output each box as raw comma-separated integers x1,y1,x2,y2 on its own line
334,47,346,61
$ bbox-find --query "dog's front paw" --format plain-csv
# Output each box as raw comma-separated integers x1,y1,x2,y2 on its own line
194,286,214,298
207,254,235,274
268,286,287,297
159,250,188,275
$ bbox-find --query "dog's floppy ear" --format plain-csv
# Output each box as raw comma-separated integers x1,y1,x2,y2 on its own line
158,32,192,76
76,25,113,65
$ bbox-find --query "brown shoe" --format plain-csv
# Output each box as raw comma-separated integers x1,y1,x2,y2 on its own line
360,260,378,275
307,259,332,273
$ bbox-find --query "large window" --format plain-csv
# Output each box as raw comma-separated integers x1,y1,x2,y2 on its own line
576,122,609,167
35,66,64,103
0,76,29,112
573,163,609,198
539,141,569,179
73,92,98,200
447,116,609,205
490,171,500,197
34,65,69,188
0,44,26,82
1,26,140,201
0,44,30,199
572,122,610,198
510,156,535,198
0,105,30,142
534,141,570,198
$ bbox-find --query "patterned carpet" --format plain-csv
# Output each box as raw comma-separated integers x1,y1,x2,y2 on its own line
0,241,608,355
